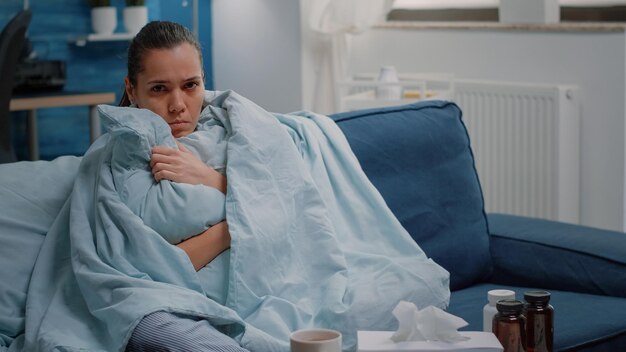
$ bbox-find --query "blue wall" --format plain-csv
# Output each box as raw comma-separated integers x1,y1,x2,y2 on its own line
0,0,212,160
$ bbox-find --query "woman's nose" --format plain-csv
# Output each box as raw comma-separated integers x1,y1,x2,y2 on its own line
168,90,186,113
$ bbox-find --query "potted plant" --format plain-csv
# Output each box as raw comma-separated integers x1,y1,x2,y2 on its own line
89,0,117,35
123,0,148,36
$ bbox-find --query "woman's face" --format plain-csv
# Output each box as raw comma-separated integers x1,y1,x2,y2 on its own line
125,43,205,138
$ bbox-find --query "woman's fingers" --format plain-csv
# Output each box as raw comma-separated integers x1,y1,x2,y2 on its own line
150,143,218,187
150,154,162,169
150,146,180,179
150,145,181,168
153,168,177,182
152,145,178,155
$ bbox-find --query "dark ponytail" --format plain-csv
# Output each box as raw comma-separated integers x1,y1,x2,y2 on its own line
119,21,203,106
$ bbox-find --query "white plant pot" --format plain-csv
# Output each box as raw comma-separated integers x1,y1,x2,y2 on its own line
123,6,148,36
91,6,117,35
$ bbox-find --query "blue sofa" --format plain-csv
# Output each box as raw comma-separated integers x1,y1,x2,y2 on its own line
330,100,626,351
1,100,625,351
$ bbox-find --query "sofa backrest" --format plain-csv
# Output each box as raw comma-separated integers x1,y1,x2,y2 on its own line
331,100,492,290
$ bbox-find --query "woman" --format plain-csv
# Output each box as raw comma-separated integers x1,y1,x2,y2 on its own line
120,21,248,352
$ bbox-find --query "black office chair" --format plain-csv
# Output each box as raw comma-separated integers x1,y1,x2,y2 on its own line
0,10,32,163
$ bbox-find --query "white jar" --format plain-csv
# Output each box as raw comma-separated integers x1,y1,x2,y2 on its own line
483,289,516,332
375,65,402,100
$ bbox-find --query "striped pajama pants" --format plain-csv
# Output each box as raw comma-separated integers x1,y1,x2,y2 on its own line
126,311,250,352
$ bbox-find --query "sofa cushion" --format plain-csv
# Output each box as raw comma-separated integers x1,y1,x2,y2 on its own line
331,100,491,290
488,213,626,298
0,156,81,347
448,283,626,351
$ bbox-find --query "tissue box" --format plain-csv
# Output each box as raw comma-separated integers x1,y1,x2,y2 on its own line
357,331,503,352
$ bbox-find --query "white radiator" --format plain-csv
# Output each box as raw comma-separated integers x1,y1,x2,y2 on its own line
454,80,581,224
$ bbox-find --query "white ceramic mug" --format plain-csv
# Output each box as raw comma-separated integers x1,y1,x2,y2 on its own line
290,328,342,352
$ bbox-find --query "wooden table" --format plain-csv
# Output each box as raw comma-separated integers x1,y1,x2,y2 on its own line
9,91,116,160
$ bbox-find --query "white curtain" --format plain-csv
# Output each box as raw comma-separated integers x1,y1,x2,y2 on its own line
309,0,394,114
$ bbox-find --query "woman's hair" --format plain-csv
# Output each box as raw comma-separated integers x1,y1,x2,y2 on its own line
119,21,203,106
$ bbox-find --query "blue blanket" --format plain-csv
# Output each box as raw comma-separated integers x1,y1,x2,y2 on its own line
11,91,449,352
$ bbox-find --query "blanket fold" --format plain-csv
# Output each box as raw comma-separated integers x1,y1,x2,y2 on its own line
16,90,449,352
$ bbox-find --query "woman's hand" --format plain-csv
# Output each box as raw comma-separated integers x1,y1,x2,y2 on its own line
150,141,226,193
177,221,231,271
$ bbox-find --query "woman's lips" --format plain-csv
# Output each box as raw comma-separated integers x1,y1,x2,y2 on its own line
168,121,190,137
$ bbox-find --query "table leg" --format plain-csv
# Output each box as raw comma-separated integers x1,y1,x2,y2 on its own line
89,105,101,143
27,109,39,161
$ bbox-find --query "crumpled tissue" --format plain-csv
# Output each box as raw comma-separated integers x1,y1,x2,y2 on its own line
390,301,470,343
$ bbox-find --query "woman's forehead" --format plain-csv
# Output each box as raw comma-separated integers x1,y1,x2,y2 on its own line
140,43,202,81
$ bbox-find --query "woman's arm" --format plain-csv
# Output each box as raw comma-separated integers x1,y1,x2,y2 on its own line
150,142,229,269
177,221,231,271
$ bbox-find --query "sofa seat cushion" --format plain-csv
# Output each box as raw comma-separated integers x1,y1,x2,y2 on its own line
331,101,491,290
448,283,626,351
488,213,626,297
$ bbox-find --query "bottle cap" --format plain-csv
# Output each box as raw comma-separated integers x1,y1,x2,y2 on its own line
524,290,551,304
488,289,516,305
496,299,524,314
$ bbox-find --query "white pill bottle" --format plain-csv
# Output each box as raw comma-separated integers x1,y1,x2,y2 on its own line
483,289,516,332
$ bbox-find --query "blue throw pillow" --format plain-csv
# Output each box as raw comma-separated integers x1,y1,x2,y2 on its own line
331,100,492,290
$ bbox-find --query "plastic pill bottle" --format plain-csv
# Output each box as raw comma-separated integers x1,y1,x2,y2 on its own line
484,289,516,332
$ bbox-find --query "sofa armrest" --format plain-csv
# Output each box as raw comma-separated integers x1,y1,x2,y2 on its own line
487,213,626,298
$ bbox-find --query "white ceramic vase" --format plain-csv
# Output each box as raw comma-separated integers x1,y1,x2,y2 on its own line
376,66,402,100
123,6,148,36
91,6,117,35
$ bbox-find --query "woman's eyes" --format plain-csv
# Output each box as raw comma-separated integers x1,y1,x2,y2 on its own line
150,85,166,93
149,82,199,93
184,81,200,90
